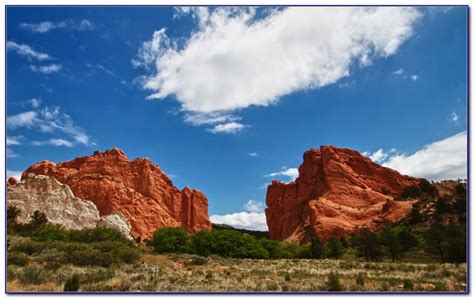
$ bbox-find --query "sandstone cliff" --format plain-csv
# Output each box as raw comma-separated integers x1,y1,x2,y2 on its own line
22,148,211,239
265,146,421,243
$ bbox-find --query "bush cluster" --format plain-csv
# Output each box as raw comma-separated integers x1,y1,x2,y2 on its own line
8,225,140,268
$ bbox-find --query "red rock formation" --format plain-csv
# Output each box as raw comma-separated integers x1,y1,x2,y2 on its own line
7,177,19,186
22,148,211,239
265,146,421,243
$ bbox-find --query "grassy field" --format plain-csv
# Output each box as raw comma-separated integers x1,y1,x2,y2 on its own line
7,238,467,293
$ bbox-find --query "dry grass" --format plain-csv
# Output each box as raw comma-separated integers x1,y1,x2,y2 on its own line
6,253,467,293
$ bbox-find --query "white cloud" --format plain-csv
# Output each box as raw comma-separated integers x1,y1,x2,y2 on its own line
210,200,268,231
265,167,299,182
183,112,240,126
19,19,95,33
7,111,38,128
392,67,419,81
244,199,264,213
30,64,62,74
369,149,388,163
450,112,460,124
86,63,117,77
7,135,23,146
32,138,74,147
7,170,23,181
249,152,258,157
207,122,246,134
7,105,91,147
29,98,42,108
393,68,404,75
383,131,467,181
7,148,19,158
7,41,51,61
135,7,420,117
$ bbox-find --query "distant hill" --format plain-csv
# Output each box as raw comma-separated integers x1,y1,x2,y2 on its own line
212,223,269,239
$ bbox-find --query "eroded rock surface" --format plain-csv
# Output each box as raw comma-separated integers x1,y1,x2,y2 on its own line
7,174,100,230
7,174,133,239
23,148,211,239
265,146,421,243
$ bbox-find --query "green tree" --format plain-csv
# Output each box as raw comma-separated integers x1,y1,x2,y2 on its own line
7,206,21,224
327,238,344,259
258,238,289,259
424,223,447,263
192,230,214,256
30,210,48,227
380,227,403,262
419,179,437,196
150,227,192,254
408,204,424,225
354,229,383,262
310,237,326,259
398,226,419,251
398,185,422,200
444,224,466,263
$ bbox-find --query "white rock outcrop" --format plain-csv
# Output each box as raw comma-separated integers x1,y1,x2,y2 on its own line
7,174,133,239
98,212,133,240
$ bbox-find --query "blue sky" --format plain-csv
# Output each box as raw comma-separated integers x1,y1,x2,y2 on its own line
6,7,467,230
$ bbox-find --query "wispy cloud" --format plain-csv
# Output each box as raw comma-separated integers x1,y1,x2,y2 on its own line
7,104,92,147
207,122,246,134
19,19,94,33
29,98,42,108
7,41,51,61
7,135,23,146
450,112,460,124
31,138,74,147
265,166,299,182
393,67,419,81
30,64,62,74
86,63,117,77
210,199,268,231
249,152,259,157
7,111,38,128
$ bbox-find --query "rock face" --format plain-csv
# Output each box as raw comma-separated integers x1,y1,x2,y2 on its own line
7,177,19,186
97,212,133,240
265,146,421,243
7,174,101,230
22,148,211,239
7,174,133,239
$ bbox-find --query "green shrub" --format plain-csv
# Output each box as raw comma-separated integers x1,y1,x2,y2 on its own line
434,282,446,291
30,210,48,227
64,274,81,292
69,227,130,244
397,185,422,200
403,279,414,291
327,238,344,259
31,224,69,242
10,239,45,255
185,256,208,266
17,265,48,285
7,252,29,266
191,229,269,259
150,227,192,254
325,272,343,291
310,237,325,259
7,206,21,224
